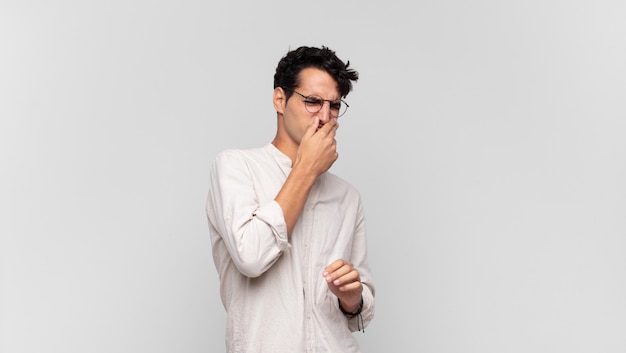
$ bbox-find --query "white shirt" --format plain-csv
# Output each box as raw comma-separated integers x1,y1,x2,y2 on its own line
206,143,375,353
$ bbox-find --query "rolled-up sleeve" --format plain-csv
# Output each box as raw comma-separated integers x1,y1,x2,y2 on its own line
347,197,375,332
207,150,289,278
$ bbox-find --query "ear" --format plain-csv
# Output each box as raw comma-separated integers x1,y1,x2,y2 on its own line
273,87,286,115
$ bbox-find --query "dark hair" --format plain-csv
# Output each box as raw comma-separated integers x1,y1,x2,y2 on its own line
273,46,359,99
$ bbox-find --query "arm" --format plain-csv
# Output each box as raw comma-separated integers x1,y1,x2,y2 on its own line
206,118,340,277
323,199,375,331
275,117,339,236
207,151,289,278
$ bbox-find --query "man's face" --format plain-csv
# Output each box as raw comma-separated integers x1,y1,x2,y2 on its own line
280,67,341,144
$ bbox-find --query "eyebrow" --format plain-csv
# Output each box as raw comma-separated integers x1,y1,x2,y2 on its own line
299,92,341,102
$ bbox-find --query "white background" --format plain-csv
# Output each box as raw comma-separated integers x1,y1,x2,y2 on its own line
1,1,625,352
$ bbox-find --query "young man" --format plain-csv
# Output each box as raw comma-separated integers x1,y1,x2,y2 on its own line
206,46,375,352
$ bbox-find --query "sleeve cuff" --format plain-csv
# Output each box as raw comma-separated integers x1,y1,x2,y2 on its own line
253,200,289,251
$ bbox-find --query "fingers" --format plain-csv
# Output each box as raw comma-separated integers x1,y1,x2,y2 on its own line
324,258,347,274
335,278,362,292
324,119,339,136
295,117,339,176
323,259,361,291
303,117,320,140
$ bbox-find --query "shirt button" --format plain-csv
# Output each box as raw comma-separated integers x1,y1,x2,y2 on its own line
307,313,311,319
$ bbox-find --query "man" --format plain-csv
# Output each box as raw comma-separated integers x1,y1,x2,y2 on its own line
206,45,375,353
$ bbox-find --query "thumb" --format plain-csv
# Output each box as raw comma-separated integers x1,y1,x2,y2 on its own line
303,117,319,140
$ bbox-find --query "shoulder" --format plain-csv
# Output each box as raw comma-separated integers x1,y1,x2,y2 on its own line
212,145,268,165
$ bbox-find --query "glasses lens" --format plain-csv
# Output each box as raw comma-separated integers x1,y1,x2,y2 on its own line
329,101,346,118
336,101,348,117
304,97,324,114
301,93,348,117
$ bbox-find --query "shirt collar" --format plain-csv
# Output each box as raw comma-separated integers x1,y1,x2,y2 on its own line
265,143,292,169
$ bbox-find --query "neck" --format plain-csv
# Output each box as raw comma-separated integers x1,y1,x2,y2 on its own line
271,115,298,165
271,134,297,165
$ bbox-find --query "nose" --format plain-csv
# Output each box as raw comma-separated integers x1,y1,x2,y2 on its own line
316,102,332,123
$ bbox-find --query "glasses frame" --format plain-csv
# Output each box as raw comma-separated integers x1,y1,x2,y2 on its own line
289,89,349,118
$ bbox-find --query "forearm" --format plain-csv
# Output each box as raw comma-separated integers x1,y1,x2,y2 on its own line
274,165,317,236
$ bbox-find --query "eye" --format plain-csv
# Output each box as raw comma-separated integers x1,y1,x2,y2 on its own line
305,97,324,107
329,101,342,110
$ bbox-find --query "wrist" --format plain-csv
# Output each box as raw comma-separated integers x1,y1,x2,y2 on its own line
338,297,363,318
290,161,319,181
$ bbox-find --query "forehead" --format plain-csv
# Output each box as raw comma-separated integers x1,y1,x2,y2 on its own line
296,68,339,96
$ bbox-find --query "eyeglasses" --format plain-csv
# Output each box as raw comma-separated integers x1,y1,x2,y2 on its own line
291,90,349,118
